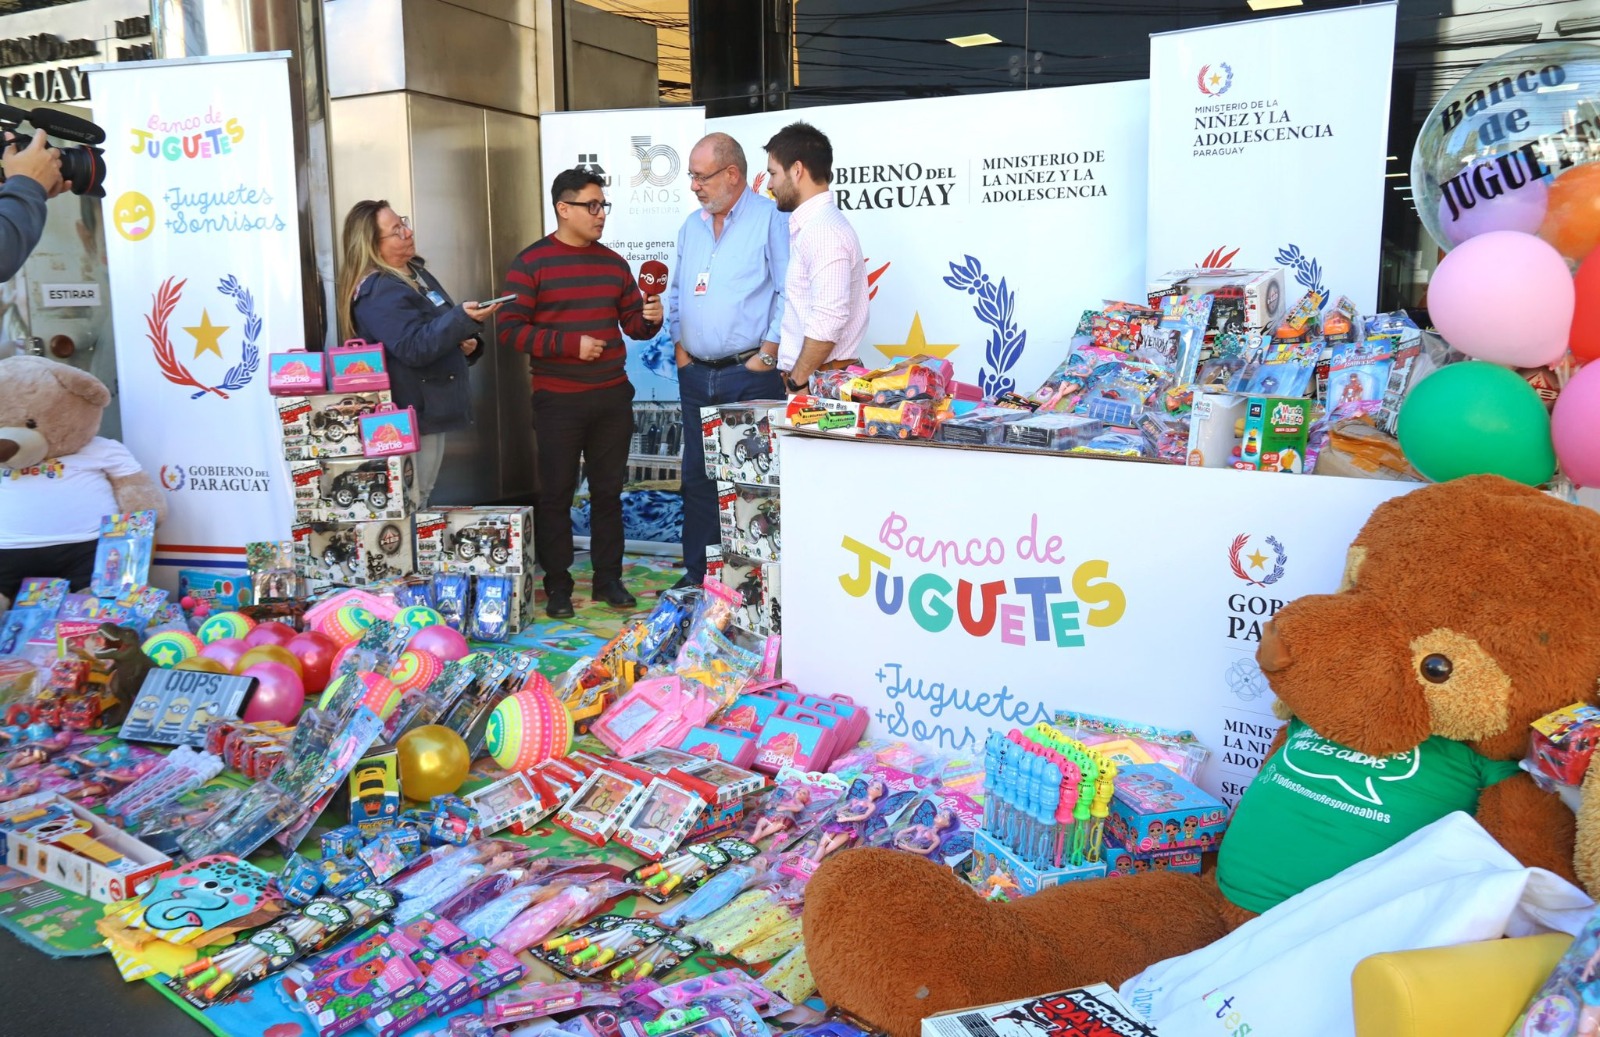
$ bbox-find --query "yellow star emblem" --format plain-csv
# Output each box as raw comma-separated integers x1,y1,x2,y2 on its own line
877,312,958,363
1209,72,1223,87
151,644,179,667
185,310,229,359
1246,549,1268,570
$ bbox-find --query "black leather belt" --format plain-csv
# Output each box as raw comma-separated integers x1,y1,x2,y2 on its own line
689,348,761,369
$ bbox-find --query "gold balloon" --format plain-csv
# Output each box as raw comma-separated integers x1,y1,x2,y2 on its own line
235,644,303,678
175,656,230,673
396,724,471,801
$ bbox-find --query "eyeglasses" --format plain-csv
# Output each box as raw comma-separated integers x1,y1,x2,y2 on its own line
381,215,412,239
559,198,612,216
687,164,735,185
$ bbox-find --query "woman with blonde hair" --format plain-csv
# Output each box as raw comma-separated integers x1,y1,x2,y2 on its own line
337,200,501,507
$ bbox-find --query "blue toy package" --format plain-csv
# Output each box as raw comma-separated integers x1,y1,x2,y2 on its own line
632,588,699,667
1506,902,1600,1036
0,577,69,655
429,574,472,633
470,576,512,643
1103,764,1228,858
178,569,249,612
92,510,157,598
393,582,431,609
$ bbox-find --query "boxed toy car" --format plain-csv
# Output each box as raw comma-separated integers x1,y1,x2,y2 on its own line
1147,267,1286,360
349,745,401,828
863,398,941,440
1529,703,1600,787
0,791,172,902
717,482,780,563
1004,413,1104,451
1235,396,1311,473
700,405,727,481
706,547,775,636
297,457,414,523
715,401,785,485
1184,392,1249,468
295,519,416,590
782,393,863,436
1103,763,1228,859
415,507,535,576
279,392,394,461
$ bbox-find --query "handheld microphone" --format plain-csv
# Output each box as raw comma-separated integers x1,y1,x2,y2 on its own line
639,261,669,298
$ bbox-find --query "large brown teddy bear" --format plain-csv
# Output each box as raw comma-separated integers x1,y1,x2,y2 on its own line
803,475,1600,1037
0,355,165,608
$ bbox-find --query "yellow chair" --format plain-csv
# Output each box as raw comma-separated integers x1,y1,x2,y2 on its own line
1351,933,1573,1037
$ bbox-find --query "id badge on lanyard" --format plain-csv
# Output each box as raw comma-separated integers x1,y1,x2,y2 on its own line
425,289,447,308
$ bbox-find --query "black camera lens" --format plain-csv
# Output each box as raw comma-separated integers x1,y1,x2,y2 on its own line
58,144,105,198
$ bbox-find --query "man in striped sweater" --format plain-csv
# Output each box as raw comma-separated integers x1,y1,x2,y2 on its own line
499,168,663,618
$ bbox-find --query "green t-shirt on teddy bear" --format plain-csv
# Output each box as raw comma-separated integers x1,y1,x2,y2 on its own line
1216,718,1523,915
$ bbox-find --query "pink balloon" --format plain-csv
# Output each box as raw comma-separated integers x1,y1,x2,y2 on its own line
407,624,470,661
1428,230,1575,367
1553,361,1600,487
199,637,250,672
244,621,298,649
240,661,306,724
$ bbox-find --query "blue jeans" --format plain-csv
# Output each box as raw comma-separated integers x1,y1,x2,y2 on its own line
678,358,784,581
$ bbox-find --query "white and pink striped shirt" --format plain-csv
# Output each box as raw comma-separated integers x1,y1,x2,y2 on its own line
778,190,870,371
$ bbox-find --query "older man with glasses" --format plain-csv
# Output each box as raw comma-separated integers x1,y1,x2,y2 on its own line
500,168,662,618
665,132,789,590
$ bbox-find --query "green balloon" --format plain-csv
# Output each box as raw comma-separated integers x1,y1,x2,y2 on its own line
1397,361,1555,486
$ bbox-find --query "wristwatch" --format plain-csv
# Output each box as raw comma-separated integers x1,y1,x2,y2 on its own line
783,373,806,393
757,351,777,367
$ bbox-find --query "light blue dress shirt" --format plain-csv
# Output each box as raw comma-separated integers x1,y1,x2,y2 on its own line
667,188,790,361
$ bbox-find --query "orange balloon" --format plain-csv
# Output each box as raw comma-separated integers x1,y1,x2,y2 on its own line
1539,163,1600,264
175,656,231,673
234,644,303,678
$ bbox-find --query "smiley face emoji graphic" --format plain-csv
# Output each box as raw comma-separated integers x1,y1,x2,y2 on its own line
112,191,154,241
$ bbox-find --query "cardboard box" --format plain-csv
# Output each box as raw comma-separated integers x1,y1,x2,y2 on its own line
921,984,1152,1037
1103,763,1228,858
0,791,172,902
1185,391,1248,469
699,405,726,480
295,456,414,523
414,507,535,576
279,391,393,460
295,519,416,590
706,548,776,636
715,400,785,485
177,569,250,611
717,481,779,563
967,829,1107,898
1104,842,1202,875
1236,396,1311,473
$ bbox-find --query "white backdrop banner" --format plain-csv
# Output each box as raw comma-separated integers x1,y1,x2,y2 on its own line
92,55,301,580
1146,4,1396,312
539,107,707,403
712,82,1149,399
780,434,1417,803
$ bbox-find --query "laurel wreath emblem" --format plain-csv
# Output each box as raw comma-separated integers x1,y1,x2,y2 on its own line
1229,533,1288,587
1197,63,1234,96
1273,244,1327,306
942,254,1026,399
145,275,262,400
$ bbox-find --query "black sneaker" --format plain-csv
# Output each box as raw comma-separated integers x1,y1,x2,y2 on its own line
594,581,638,610
546,590,575,619
670,574,700,591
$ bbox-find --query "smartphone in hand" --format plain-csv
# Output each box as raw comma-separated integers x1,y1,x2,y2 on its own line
478,293,517,307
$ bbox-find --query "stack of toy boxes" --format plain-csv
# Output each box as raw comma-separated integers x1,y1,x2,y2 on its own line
413,507,538,634
277,382,418,591
1101,764,1228,876
1146,268,1286,366
702,400,783,637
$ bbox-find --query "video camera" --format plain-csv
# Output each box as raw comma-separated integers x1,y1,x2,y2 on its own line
0,102,106,198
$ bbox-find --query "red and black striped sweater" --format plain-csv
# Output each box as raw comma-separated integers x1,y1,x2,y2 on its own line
498,235,660,393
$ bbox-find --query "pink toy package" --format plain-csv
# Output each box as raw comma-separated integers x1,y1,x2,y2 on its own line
358,405,420,458
293,942,423,1037
590,675,716,758
269,350,327,395
328,340,391,393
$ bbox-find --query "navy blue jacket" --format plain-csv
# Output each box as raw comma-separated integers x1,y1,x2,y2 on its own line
350,260,483,435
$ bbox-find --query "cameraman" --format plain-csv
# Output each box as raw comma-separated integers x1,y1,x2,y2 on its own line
0,132,66,282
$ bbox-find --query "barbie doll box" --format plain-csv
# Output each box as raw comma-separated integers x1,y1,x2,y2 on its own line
1103,764,1228,860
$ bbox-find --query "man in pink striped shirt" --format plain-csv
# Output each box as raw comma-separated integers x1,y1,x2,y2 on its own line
763,122,869,394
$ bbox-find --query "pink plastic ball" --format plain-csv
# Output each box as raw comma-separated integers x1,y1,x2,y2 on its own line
240,661,307,724
1553,361,1600,487
406,624,470,662
244,621,298,649
199,637,250,673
